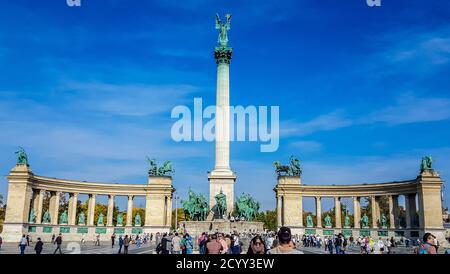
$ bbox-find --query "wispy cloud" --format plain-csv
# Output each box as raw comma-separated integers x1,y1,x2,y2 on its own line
360,94,450,125
290,140,323,152
282,110,352,137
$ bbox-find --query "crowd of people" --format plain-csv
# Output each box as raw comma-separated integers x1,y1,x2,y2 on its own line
2,228,449,254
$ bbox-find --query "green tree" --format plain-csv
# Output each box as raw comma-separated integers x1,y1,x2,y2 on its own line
256,210,277,231
172,208,187,229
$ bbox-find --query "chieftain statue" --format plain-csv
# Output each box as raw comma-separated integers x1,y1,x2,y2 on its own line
182,189,209,221
97,213,104,226
420,156,433,173
306,214,314,227
215,13,231,47
42,210,51,223
324,215,332,227
361,213,369,228
344,215,351,228
29,208,36,223
273,155,302,176
147,157,175,176
380,214,388,228
235,193,260,221
59,210,68,224
134,213,142,226
117,213,124,226
78,211,85,225
15,147,29,166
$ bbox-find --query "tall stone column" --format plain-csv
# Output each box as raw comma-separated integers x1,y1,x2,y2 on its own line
353,197,361,229
335,197,342,228
126,195,133,226
107,195,115,227
316,196,322,228
68,193,78,225
388,195,396,229
208,37,236,215
87,194,96,226
35,189,44,224
49,192,61,225
277,196,282,227
371,196,378,228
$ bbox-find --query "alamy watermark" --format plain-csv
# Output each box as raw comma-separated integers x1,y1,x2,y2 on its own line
171,98,279,152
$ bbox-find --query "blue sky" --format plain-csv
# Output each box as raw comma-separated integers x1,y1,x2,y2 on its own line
1,0,450,212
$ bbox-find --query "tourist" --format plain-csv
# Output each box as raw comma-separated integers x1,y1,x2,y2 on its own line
415,233,438,254
172,232,182,254
34,237,43,254
124,235,130,254
95,234,101,246
111,233,116,248
0,235,3,250
118,235,124,254
81,234,85,245
198,232,207,254
51,234,56,244
265,233,274,250
225,234,232,254
161,233,171,254
26,234,30,246
206,234,223,254
218,233,229,254
231,232,241,254
136,235,142,248
53,233,63,254
184,233,193,254
18,234,27,254
267,227,302,254
247,235,266,254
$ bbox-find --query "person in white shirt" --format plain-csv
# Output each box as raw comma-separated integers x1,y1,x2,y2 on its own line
19,234,28,254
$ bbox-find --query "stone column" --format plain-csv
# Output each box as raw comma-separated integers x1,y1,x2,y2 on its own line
316,196,322,228
371,196,378,228
405,194,417,228
353,197,361,229
388,195,395,229
68,193,78,225
214,47,232,172
87,194,96,226
35,189,44,224
392,195,399,228
335,197,342,228
277,196,282,227
126,195,133,226
107,195,115,227
166,196,172,227
49,192,61,225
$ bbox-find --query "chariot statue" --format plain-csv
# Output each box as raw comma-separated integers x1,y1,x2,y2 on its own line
420,156,433,173
147,157,174,176
15,147,29,166
274,155,302,176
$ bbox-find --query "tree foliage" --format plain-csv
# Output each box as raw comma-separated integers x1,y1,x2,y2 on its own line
256,210,277,231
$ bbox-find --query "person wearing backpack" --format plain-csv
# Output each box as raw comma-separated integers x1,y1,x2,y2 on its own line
415,233,437,254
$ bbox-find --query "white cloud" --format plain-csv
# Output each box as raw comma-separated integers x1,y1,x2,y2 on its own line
360,94,450,125
281,110,352,137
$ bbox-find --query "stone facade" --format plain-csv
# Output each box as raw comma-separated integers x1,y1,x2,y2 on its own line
1,164,174,242
275,170,448,247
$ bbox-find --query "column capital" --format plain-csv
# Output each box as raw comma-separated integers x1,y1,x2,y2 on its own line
128,195,134,200
214,46,233,64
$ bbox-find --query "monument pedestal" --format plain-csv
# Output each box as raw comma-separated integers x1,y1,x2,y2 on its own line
180,220,264,237
208,170,236,215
